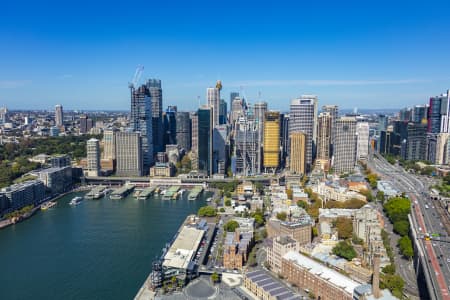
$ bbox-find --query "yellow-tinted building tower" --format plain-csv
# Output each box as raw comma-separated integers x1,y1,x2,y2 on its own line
263,111,280,171
289,132,306,175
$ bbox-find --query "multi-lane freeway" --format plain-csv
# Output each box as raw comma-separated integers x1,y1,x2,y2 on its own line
368,153,450,300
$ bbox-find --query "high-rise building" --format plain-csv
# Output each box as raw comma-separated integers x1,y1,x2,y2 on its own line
378,115,388,132
280,113,290,167
263,111,280,171
86,138,100,177
399,107,412,122
0,107,8,125
235,117,260,176
190,112,199,170
290,96,318,172
254,101,268,169
230,92,239,114
321,105,338,148
426,133,437,163
289,132,306,175
55,104,63,127
103,129,117,160
79,114,93,134
213,125,228,175
130,84,153,171
231,97,245,126
207,81,221,126
163,106,177,146
428,90,450,133
412,105,428,123
115,131,143,176
436,133,450,165
176,112,191,152
219,99,227,125
406,122,427,161
195,107,213,175
146,79,163,153
356,122,370,160
333,117,357,174
316,112,332,161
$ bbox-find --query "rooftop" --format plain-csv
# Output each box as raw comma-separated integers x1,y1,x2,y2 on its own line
245,270,301,300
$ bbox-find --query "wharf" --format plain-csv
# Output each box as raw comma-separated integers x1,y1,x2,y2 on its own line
110,185,135,200
85,185,107,199
138,187,156,200
188,186,204,201
162,186,180,200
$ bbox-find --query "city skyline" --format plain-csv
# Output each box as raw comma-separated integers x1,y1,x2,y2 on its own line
1,1,450,110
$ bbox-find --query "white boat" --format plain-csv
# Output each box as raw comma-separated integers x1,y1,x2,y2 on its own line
69,196,83,206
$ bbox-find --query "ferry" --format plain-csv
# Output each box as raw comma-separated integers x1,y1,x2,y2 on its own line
206,197,212,202
41,201,57,210
110,185,135,200
85,186,107,199
138,187,156,200
188,186,204,201
69,196,83,206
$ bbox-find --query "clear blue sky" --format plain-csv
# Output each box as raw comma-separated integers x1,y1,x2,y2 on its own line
1,0,450,111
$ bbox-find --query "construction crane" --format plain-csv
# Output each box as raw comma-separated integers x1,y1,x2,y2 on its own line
128,65,144,90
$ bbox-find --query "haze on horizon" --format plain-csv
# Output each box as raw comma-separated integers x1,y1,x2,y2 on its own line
1,0,449,111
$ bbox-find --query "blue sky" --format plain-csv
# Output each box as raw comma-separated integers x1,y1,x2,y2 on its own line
1,0,450,111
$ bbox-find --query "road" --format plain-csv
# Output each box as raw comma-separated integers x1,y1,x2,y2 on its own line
368,153,450,299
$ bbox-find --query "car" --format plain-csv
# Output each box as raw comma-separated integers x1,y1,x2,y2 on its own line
447,258,450,263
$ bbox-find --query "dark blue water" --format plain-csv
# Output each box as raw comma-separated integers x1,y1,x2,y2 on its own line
0,191,207,300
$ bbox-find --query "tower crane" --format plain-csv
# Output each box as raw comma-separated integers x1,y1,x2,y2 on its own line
128,65,144,90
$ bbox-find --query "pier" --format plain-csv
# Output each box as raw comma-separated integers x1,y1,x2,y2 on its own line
85,185,107,199
162,186,180,200
188,186,204,201
137,187,156,200
110,185,135,200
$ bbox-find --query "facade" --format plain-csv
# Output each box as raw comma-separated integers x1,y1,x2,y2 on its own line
102,128,117,160
266,236,299,274
235,117,260,176
207,86,221,126
55,104,63,127
333,117,357,174
86,138,100,177
290,96,318,172
289,131,306,175
428,90,450,133
0,180,45,214
263,111,280,171
231,97,245,126
51,155,71,168
115,131,143,177
243,270,300,300
196,107,212,175
219,99,227,125
413,105,427,123
79,114,93,134
39,167,72,195
436,133,450,165
322,105,338,150
131,84,153,170
163,106,177,146
190,112,199,170
316,112,332,161
406,122,427,161
175,112,191,152
230,92,239,113
213,124,228,175
149,163,175,177
267,218,313,245
356,122,370,160
146,79,163,153
223,230,254,270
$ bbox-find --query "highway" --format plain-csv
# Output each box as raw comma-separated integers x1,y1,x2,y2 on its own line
368,153,450,299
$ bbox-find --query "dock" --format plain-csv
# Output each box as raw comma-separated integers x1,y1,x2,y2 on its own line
162,186,180,200
138,187,156,200
188,186,203,201
110,185,135,200
85,186,107,199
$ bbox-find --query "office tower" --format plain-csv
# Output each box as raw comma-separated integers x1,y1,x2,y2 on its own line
412,105,428,123
55,104,63,127
176,112,191,152
333,117,357,174
231,97,245,126
230,92,239,113
426,133,437,163
406,122,427,161
289,132,306,175
399,107,412,122
116,131,143,176
219,99,227,125
50,126,60,137
190,112,199,170
103,129,117,160
356,122,370,160
280,113,290,167
193,107,212,175
316,112,332,161
379,130,401,156
163,106,177,146
322,105,338,147
289,96,318,172
263,111,280,171
393,120,409,141
428,90,450,133
378,114,388,132
254,101,268,169
80,114,93,134
207,81,221,126
213,125,228,175
436,133,449,165
235,117,260,175
51,154,71,168
130,85,153,171
146,79,163,153
86,138,100,177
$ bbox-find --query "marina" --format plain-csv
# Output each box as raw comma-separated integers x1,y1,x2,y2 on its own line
85,185,107,199
162,186,180,200
188,186,204,200
40,201,57,210
110,185,135,200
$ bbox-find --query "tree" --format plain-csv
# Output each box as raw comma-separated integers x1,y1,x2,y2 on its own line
219,207,225,213
286,189,293,200
332,241,357,260
276,212,287,221
224,220,240,232
398,236,414,259
312,227,318,237
352,234,364,245
211,272,219,283
224,199,232,206
197,206,217,217
382,264,396,275
393,220,410,236
376,190,385,202
380,274,404,298
296,200,307,209
334,217,353,239
383,197,411,224
252,212,265,227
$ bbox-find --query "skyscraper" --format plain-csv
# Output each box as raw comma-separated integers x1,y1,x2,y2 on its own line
130,84,153,171
289,96,318,172
428,90,450,133
333,117,357,174
235,117,260,176
412,105,427,123
263,111,280,171
213,124,228,175
163,106,177,146
322,105,338,153
316,112,332,161
86,138,100,177
289,132,306,175
116,131,143,176
406,122,427,161
207,82,221,126
80,114,93,134
254,101,268,170
195,107,212,175
176,112,191,152
102,129,117,160
146,79,163,153
356,122,370,160
219,99,227,125
230,92,239,114
231,97,245,126
55,104,63,127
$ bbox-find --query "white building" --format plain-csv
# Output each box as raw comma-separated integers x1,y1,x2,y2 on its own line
356,122,369,160
86,138,100,177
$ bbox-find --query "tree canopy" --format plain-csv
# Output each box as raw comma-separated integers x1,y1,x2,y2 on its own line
332,241,357,260
224,220,240,232
334,217,353,239
276,212,287,221
197,206,217,217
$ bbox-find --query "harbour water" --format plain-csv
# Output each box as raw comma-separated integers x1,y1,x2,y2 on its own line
0,190,208,300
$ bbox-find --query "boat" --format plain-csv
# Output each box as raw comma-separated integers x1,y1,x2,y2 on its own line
206,197,212,202
133,190,141,198
69,196,83,206
41,201,57,210
85,186,107,199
